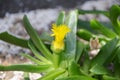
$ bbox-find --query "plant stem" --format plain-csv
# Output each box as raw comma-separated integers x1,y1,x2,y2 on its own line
53,53,59,68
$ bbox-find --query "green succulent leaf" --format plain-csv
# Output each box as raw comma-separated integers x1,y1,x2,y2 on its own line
0,64,51,73
68,61,82,76
0,32,28,48
56,75,96,80
81,49,91,74
28,41,50,63
39,68,65,80
103,75,118,80
40,32,53,42
21,53,47,65
75,41,85,63
114,58,120,79
117,46,120,63
90,19,116,38
78,9,109,17
90,64,109,75
77,29,109,42
77,29,94,41
56,11,65,25
91,38,119,67
23,15,52,61
105,46,120,65
109,5,120,36
65,10,78,61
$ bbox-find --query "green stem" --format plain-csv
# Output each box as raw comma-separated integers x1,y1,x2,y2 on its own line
53,53,59,68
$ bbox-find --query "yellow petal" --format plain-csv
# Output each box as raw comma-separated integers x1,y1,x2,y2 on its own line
51,23,70,53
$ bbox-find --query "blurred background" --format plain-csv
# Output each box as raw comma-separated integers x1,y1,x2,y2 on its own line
0,0,118,17
0,0,85,17
0,0,119,79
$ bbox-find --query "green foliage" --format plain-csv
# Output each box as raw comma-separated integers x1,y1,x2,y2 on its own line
0,64,51,73
0,32,28,48
23,15,53,61
56,11,65,25
65,10,78,61
77,4,120,80
90,19,117,38
109,5,120,36
56,75,96,80
77,29,94,41
0,5,120,80
91,38,119,66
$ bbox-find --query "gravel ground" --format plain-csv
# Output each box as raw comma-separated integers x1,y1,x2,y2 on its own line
0,0,119,80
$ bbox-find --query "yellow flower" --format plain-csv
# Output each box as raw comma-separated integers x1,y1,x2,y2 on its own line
51,24,70,53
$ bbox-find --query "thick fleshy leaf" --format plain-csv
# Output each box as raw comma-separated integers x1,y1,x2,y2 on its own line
91,38,119,66
0,32,28,48
75,41,85,63
90,19,116,38
77,20,114,33
28,41,50,63
21,53,47,65
77,29,94,41
56,75,96,80
109,5,120,36
65,10,78,60
55,71,68,80
81,49,91,74
117,46,120,63
38,68,65,80
78,9,109,17
114,58,120,79
77,29,110,42
68,61,83,76
56,11,65,25
0,64,51,73
105,46,120,65
103,75,118,80
23,15,52,60
40,32,53,42
90,64,109,75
